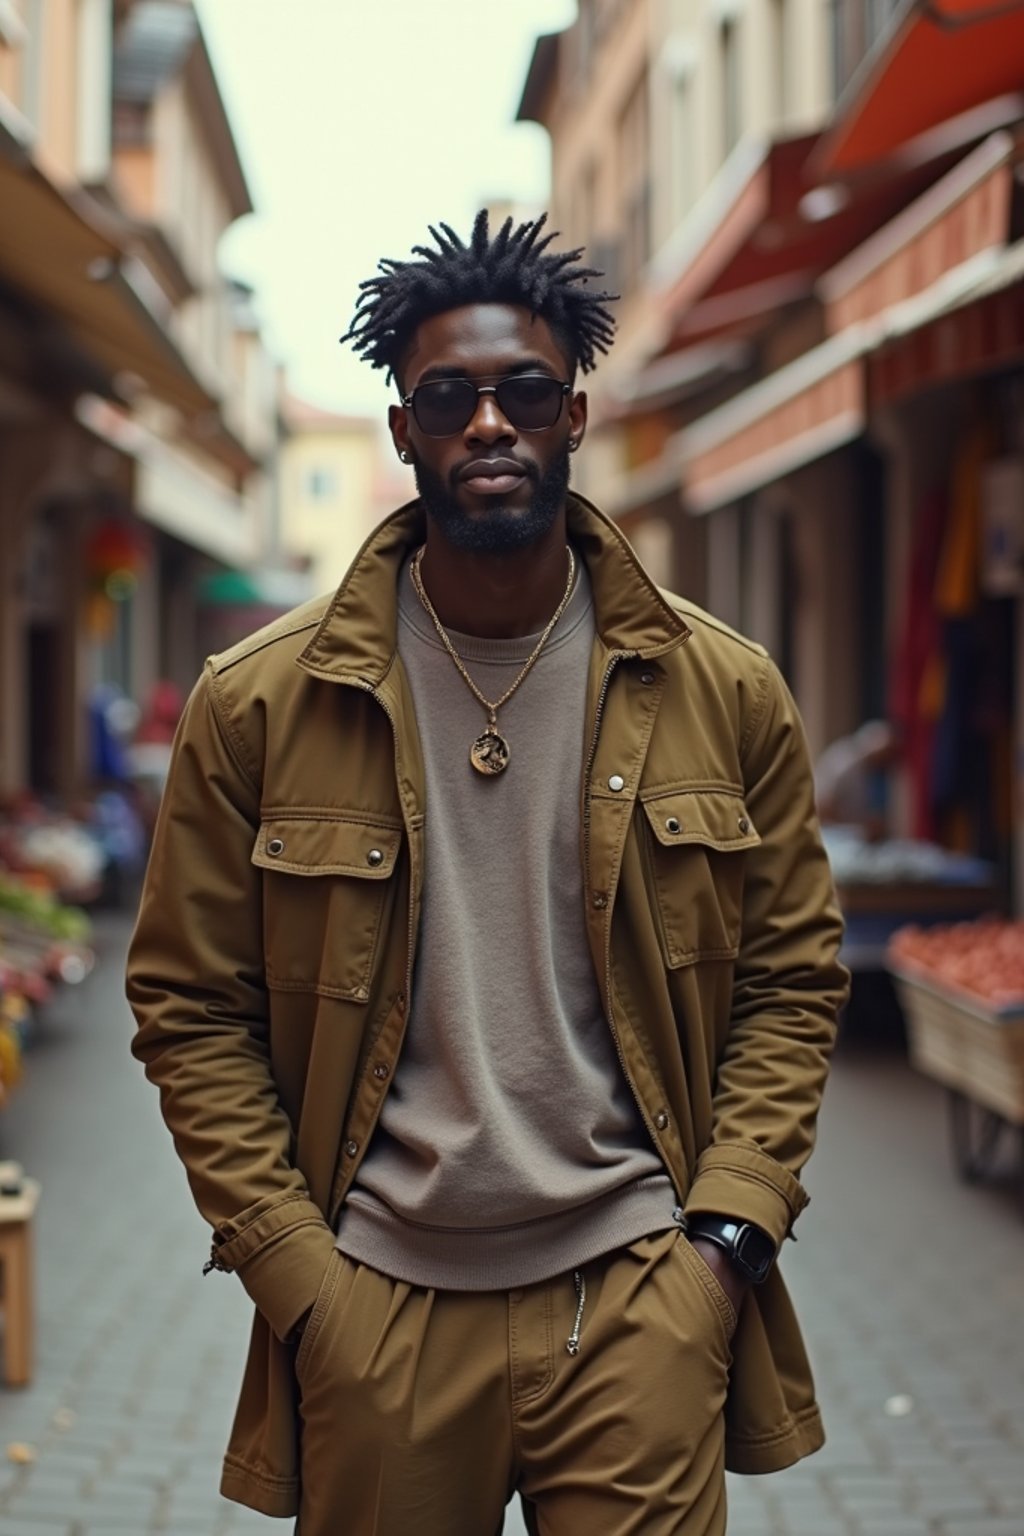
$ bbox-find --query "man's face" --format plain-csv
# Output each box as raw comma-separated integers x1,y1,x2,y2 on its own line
389,304,587,554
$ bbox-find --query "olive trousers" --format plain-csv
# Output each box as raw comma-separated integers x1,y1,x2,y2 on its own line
294,1226,735,1536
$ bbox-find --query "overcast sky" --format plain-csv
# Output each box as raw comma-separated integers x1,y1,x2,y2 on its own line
195,0,575,418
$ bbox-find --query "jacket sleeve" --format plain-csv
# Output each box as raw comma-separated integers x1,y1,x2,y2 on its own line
126,668,336,1340
683,656,850,1249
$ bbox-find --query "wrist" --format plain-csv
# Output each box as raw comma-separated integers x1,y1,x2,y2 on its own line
684,1213,776,1285
690,1236,748,1284
688,1236,749,1324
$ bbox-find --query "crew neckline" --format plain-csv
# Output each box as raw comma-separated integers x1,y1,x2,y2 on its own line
398,550,592,665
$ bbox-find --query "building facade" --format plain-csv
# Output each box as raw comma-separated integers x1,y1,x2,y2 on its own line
278,397,412,600
0,0,285,799
521,0,1024,913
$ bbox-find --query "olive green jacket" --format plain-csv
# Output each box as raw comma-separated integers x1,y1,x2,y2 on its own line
127,494,848,1517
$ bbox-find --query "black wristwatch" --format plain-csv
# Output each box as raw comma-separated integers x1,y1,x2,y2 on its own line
685,1215,776,1285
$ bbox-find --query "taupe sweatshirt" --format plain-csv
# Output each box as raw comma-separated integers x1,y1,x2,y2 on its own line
335,555,674,1288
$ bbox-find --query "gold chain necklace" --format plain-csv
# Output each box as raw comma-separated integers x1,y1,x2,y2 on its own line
409,544,576,777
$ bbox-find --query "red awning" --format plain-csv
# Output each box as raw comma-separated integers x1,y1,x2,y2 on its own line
871,242,1024,404
817,0,1024,178
680,240,1024,512
656,132,966,348
681,335,869,513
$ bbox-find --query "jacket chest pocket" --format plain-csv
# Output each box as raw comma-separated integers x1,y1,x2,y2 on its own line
252,814,402,1001
639,789,760,968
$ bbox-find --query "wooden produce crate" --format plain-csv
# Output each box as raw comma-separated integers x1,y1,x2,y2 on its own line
890,968,1024,1127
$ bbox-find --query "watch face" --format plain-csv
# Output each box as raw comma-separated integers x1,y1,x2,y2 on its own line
736,1224,775,1278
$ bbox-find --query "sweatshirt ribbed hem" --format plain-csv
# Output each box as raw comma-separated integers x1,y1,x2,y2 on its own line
335,1173,677,1291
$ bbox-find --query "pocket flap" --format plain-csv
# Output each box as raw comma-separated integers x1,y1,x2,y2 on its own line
252,815,402,877
641,789,760,851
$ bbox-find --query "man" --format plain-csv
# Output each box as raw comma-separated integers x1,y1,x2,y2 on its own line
127,212,848,1536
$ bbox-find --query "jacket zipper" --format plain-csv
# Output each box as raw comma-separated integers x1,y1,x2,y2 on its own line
314,678,419,1231
358,679,418,1010
582,650,666,1159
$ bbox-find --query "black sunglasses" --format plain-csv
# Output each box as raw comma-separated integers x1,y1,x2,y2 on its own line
401,373,571,437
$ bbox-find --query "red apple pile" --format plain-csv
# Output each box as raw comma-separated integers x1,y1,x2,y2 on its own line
888,920,1024,1014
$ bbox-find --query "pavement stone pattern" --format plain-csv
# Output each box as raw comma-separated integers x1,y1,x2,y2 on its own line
0,914,1021,1535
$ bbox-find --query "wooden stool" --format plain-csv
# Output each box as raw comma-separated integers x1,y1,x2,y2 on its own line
0,1179,40,1387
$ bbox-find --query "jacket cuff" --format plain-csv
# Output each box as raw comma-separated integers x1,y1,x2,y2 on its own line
208,1193,338,1340
682,1143,809,1251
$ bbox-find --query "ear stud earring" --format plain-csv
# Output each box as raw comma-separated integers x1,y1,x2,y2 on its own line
399,450,411,463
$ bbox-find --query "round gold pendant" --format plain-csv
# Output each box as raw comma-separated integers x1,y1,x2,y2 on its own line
470,730,510,776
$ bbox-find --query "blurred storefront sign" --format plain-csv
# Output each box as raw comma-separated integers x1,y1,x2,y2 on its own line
981,458,1024,595
196,564,314,658
198,569,310,609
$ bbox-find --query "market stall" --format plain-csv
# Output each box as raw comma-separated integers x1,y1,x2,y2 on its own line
824,826,995,972
0,809,98,1108
888,919,1024,1203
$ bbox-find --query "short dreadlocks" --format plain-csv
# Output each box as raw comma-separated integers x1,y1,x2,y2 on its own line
341,210,618,384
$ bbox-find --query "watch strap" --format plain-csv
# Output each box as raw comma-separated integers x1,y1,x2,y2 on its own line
685,1214,776,1284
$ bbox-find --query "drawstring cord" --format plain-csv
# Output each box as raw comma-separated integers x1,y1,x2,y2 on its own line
566,1269,586,1356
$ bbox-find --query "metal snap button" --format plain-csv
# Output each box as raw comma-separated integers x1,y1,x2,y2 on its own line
373,1063,389,1081
367,848,384,867
608,775,625,792
592,892,608,909
665,817,682,835
345,1140,359,1157
738,817,750,835
654,1111,669,1131
267,838,285,856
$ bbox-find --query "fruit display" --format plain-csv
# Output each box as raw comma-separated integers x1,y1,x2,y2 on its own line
0,994,26,1107
888,919,1024,1016
0,867,95,1108
0,812,105,903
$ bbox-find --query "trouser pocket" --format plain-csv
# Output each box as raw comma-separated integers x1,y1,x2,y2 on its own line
673,1231,738,1345
294,1250,343,1385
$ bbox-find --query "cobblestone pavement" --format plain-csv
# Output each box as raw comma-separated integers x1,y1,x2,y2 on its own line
0,915,1021,1535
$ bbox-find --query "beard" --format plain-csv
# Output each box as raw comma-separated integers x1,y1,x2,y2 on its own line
412,445,571,554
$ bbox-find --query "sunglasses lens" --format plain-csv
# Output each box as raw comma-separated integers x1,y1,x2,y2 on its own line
412,380,476,435
497,376,564,429
408,376,566,435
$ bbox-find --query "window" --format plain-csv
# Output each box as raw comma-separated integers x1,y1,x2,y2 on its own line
306,467,338,501
770,0,789,122
721,18,741,157
579,158,597,247
20,0,45,132
0,0,27,46
576,0,596,89
830,0,902,98
76,0,113,182
618,69,651,295
671,71,694,223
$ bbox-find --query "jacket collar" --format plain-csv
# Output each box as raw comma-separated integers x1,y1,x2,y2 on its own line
296,492,690,686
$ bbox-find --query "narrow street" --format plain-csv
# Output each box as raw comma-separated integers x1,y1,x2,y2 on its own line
0,919,1021,1535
